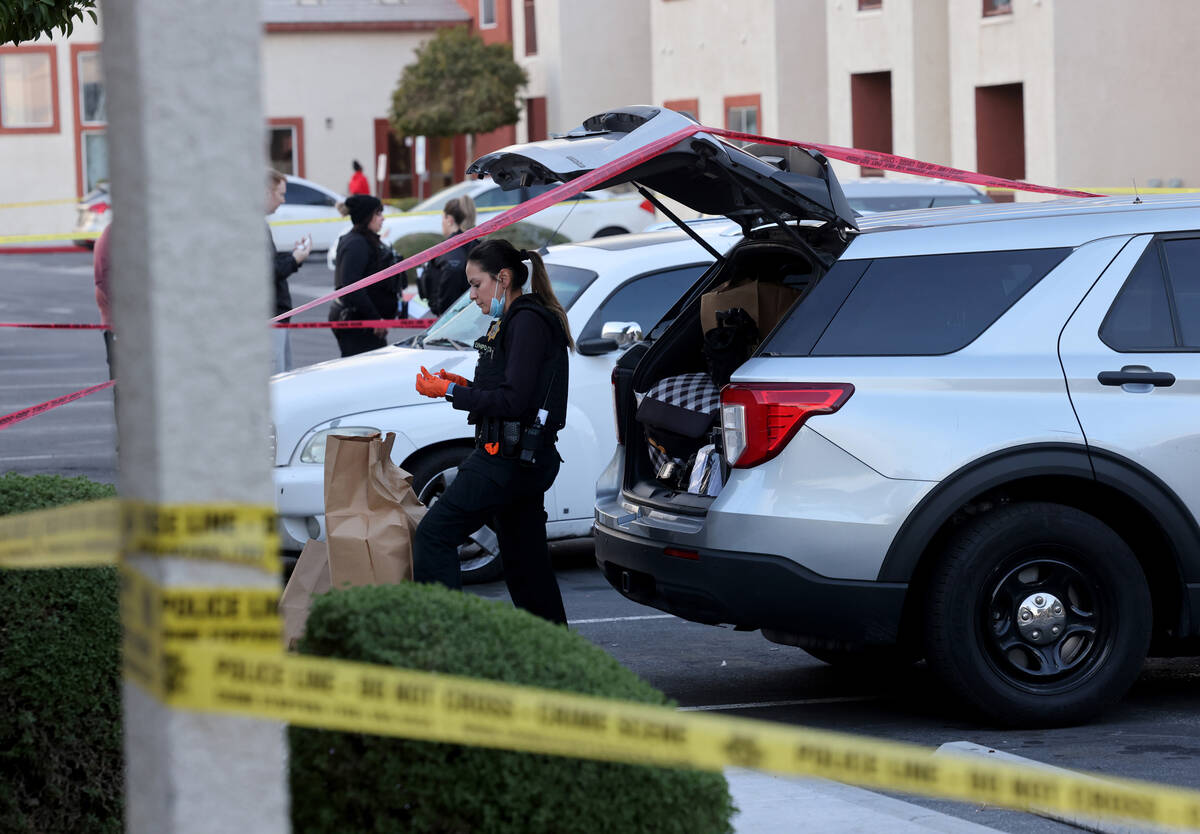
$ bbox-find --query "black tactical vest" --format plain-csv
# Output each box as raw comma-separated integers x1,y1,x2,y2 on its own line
471,293,569,432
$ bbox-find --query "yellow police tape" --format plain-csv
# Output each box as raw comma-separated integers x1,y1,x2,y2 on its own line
6,500,1200,829
121,637,1200,830
0,197,80,209
0,498,279,574
0,231,100,244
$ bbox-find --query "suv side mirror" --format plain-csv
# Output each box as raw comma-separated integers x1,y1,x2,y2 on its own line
601,321,643,347
578,322,643,356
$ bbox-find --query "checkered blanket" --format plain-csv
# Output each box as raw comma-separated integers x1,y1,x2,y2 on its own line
641,373,721,474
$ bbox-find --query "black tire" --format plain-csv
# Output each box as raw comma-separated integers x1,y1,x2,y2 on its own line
593,226,628,238
924,502,1151,727
408,446,505,585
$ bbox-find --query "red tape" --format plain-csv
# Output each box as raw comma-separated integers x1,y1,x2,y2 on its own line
0,322,107,330
0,380,115,431
272,318,436,330
271,125,704,322
0,319,436,331
705,127,1103,199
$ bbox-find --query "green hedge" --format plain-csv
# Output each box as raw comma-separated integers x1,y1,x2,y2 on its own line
393,223,571,262
0,473,122,834
290,583,735,834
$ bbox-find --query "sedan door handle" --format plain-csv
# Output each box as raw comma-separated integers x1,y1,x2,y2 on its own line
1097,369,1175,387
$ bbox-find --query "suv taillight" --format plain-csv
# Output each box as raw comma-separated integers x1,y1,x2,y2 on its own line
720,383,854,468
611,367,625,446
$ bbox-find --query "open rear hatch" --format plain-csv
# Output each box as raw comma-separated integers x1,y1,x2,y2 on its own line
467,105,858,253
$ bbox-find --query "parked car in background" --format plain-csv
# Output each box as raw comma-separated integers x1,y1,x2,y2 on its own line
273,221,741,582
269,175,402,253
327,177,658,269
472,105,1200,727
840,178,992,213
72,183,110,248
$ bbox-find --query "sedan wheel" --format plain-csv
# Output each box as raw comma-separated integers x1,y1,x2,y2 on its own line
924,502,1151,727
413,450,504,585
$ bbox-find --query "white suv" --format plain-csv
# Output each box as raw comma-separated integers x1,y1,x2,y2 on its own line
474,107,1200,726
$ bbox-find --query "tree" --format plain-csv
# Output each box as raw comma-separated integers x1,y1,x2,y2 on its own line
1,0,97,46
390,26,527,141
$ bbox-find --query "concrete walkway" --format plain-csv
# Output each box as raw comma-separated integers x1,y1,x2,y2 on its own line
726,768,1001,833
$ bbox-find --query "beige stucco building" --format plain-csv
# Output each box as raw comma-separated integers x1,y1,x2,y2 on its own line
0,16,105,238
515,0,651,142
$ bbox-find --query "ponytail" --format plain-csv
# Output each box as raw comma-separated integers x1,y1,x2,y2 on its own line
444,194,477,231
468,239,575,351
524,248,574,351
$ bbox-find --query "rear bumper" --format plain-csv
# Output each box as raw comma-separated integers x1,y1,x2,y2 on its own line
593,524,907,646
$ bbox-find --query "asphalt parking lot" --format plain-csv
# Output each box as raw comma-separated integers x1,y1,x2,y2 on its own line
4,251,1199,833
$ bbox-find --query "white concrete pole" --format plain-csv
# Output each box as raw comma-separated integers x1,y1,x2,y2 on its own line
101,1,288,831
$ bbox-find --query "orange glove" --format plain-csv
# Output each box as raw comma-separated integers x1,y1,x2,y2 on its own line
415,366,451,398
435,368,470,387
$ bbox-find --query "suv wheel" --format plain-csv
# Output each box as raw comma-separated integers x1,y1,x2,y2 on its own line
924,502,1150,727
410,447,505,585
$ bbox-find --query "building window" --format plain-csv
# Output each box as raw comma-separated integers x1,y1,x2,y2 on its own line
983,0,1012,16
663,98,699,122
526,96,547,141
77,49,105,125
480,0,497,28
523,0,537,55
858,0,882,9
267,117,305,178
0,47,58,133
724,94,760,135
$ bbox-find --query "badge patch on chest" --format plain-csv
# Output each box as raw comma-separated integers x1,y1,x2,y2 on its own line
487,319,502,341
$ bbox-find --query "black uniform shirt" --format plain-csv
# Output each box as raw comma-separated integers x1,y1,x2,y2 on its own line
451,305,555,422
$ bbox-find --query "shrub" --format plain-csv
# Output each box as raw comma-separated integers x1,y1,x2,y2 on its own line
392,223,571,263
0,473,121,834
290,583,735,834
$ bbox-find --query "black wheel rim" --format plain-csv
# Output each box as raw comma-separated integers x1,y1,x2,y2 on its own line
978,548,1115,695
417,466,500,574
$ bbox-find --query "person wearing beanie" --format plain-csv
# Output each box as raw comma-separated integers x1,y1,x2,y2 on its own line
348,160,370,196
329,194,404,357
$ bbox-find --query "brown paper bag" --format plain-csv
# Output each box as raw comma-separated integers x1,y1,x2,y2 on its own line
280,538,332,649
323,431,425,589
700,279,804,337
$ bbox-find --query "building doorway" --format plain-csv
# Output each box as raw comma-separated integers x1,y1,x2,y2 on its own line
373,119,414,200
851,71,892,177
976,83,1024,201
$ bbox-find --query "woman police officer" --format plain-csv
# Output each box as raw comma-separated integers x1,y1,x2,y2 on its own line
412,239,572,624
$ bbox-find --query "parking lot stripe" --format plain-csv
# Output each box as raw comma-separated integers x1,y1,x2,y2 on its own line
568,614,677,625
679,695,885,712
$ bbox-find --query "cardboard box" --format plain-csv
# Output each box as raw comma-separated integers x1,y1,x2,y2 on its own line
700,279,803,337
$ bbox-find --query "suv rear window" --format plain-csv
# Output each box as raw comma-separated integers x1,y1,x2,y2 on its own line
766,248,1069,356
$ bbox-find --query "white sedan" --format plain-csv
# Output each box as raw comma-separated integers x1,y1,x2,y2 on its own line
326,177,659,269
271,222,740,582
269,175,402,253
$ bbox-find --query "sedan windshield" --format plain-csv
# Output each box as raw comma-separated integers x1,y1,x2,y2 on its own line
421,263,599,349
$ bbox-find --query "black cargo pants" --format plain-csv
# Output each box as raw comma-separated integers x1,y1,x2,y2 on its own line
413,448,567,625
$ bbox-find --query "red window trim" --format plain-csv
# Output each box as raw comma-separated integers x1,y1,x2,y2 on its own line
68,43,103,197
0,44,60,135
723,93,762,133
663,98,699,121
263,21,460,33
267,116,306,179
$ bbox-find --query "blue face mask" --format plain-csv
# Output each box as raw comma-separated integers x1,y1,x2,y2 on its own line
489,284,504,318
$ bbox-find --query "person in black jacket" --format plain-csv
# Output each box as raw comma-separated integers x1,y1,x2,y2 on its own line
419,194,477,316
412,239,573,624
266,169,311,372
329,194,402,357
